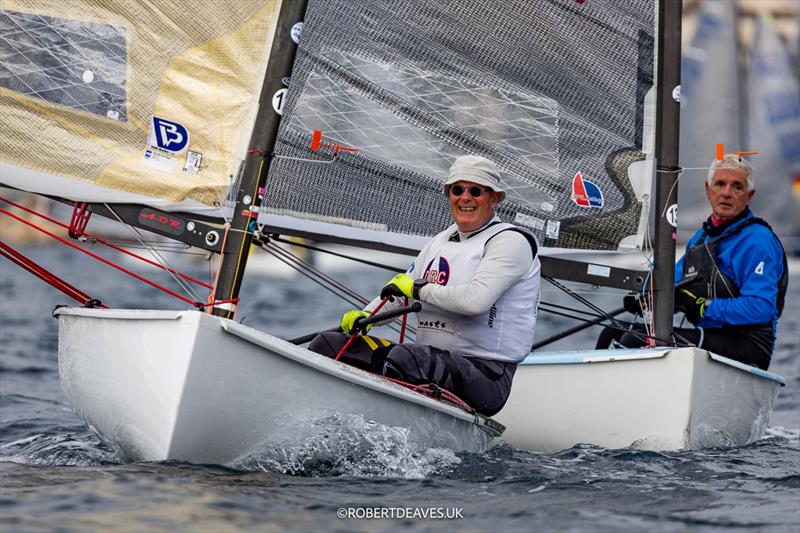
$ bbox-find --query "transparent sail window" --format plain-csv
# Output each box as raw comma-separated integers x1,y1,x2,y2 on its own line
288,52,559,209
0,10,127,121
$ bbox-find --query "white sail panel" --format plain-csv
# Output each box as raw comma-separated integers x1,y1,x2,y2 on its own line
0,1,280,207
746,15,800,245
678,0,743,237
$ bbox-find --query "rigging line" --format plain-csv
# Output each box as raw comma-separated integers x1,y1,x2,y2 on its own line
103,203,202,302
261,241,369,306
0,196,213,290
0,207,202,308
257,242,410,336
270,234,406,273
532,306,626,350
99,240,198,252
0,240,103,306
257,243,367,310
541,306,690,348
543,275,628,330
539,301,607,319
262,240,415,334
656,166,685,219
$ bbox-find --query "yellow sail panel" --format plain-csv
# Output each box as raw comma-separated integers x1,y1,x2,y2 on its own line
0,1,280,205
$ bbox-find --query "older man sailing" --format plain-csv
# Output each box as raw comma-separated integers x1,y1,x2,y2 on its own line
598,155,788,370
310,155,541,415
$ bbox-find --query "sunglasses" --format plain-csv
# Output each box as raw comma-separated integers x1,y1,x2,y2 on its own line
449,184,488,198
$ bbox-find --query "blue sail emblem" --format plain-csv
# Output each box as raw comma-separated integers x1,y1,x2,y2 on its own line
149,116,189,154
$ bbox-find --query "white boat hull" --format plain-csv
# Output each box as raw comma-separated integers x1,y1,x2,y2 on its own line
55,308,497,464
497,347,785,451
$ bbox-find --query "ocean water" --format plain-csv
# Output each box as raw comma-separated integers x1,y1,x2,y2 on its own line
1,245,798,532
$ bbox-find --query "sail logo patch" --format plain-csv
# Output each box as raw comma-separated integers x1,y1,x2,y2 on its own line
423,257,450,285
571,171,604,208
149,116,189,154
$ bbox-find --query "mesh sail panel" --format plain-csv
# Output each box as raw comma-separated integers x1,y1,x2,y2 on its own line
266,0,655,250
0,1,279,206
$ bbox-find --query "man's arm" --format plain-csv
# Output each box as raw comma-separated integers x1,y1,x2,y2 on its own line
418,231,534,315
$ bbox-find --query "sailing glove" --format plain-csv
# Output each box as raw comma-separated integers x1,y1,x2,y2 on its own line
674,289,707,324
340,309,372,334
380,273,426,301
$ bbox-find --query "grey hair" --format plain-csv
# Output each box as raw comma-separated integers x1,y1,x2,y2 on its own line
708,155,754,191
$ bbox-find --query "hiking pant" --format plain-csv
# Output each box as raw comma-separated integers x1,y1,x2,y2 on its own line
308,331,516,416
595,324,772,370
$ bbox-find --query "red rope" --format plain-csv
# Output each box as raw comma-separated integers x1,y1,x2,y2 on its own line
335,297,389,361
0,196,212,290
1,206,202,307
380,375,475,413
398,296,408,344
0,240,106,307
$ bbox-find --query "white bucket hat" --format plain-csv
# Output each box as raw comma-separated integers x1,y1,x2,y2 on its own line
443,155,506,201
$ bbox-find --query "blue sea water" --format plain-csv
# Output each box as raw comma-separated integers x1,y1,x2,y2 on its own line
1,245,798,532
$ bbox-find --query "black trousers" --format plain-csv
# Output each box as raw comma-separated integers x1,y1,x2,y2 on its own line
308,332,516,416
595,324,773,370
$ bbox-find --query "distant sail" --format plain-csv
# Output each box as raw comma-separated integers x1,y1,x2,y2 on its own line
746,14,800,248
260,0,658,252
0,2,280,210
678,0,742,238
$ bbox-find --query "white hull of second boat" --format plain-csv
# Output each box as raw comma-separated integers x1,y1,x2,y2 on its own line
55,308,498,465
496,347,785,452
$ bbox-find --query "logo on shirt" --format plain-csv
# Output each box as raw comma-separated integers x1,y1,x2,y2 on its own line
423,257,450,285
571,171,604,208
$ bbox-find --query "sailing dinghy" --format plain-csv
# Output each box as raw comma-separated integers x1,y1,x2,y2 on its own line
1,0,784,462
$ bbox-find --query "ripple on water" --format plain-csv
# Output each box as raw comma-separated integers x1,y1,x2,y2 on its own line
0,433,121,467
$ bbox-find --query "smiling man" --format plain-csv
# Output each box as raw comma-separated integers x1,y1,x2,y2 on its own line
599,155,788,370
310,155,541,415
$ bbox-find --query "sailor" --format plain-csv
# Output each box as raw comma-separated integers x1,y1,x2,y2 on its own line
597,155,787,370
310,155,541,415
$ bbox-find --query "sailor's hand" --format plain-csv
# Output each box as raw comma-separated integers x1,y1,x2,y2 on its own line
379,273,415,301
675,289,707,324
340,309,372,334
623,293,645,316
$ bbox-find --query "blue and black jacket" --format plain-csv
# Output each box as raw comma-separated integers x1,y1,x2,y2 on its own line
675,209,786,346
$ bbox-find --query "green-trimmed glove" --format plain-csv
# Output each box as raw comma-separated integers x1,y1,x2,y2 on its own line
340,309,371,334
675,289,707,324
380,273,415,301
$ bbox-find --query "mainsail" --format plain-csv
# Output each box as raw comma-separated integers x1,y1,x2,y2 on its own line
260,0,658,253
747,14,800,246
1,1,280,210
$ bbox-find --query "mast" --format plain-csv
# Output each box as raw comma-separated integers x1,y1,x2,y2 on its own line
212,0,309,319
651,0,682,344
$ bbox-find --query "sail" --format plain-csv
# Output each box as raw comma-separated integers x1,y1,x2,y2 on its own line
677,0,742,238
0,1,280,211
746,14,800,248
257,0,658,253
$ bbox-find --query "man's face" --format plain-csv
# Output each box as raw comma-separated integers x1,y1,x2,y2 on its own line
448,181,501,233
705,168,755,221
